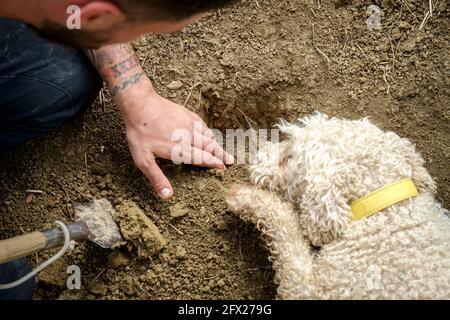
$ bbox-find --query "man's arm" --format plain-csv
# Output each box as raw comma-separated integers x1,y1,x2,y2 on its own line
85,44,233,200
85,44,144,98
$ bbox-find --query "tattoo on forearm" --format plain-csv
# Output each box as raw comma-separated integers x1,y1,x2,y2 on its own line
95,55,140,80
85,44,146,97
85,44,141,80
110,56,140,78
110,72,145,97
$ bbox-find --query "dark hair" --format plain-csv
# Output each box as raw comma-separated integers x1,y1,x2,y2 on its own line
114,0,238,21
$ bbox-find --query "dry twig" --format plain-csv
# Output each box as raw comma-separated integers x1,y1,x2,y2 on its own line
311,24,332,66
56,180,71,215
169,223,184,235
88,269,106,289
382,67,391,95
26,190,45,194
184,82,201,107
419,0,442,30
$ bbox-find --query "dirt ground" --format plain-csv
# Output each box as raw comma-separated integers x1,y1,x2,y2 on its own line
0,0,448,300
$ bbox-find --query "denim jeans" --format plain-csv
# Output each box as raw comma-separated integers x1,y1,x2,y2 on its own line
0,18,102,299
0,18,102,154
0,258,35,300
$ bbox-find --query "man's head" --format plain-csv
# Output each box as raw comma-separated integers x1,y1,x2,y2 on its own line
23,0,237,48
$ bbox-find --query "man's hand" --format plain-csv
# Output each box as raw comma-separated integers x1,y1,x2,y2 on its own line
86,44,233,200
116,77,233,200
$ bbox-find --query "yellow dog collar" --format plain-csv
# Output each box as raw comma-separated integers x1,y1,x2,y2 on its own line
351,178,418,220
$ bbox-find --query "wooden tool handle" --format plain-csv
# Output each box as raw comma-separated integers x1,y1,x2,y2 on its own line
0,231,47,264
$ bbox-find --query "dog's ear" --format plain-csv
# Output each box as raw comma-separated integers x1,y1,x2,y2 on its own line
275,114,352,246
249,141,290,193
297,176,352,247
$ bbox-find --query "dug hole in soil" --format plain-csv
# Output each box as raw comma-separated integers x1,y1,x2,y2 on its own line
0,0,448,300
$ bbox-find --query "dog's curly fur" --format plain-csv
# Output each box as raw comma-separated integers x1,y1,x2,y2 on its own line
226,113,450,299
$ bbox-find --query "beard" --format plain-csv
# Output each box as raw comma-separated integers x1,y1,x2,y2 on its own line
28,20,112,49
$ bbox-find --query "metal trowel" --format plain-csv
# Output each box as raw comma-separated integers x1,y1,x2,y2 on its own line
0,198,124,265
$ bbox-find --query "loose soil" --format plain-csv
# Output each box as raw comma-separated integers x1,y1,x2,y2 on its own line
0,0,448,299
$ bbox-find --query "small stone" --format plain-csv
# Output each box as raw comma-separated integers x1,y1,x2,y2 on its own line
168,257,177,266
169,203,189,218
215,219,228,231
105,174,113,185
115,201,167,257
210,169,225,180
37,259,69,288
120,276,135,296
399,37,416,52
173,281,181,289
392,28,401,40
175,246,187,259
145,271,157,285
202,285,211,293
90,282,108,296
153,264,164,274
108,250,130,268
97,181,106,190
197,181,207,192
399,21,411,30
167,80,184,90
207,252,217,261
217,279,226,287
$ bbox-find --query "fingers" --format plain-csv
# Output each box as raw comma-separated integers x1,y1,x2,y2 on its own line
193,125,234,166
138,158,173,200
194,135,234,166
193,118,214,137
183,146,226,169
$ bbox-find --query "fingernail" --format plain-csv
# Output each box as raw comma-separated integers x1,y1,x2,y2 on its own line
227,154,235,164
160,188,172,199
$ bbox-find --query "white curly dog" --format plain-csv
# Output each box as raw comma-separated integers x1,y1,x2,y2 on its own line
227,113,450,299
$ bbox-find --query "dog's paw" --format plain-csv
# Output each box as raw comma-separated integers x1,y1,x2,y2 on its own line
226,184,255,215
